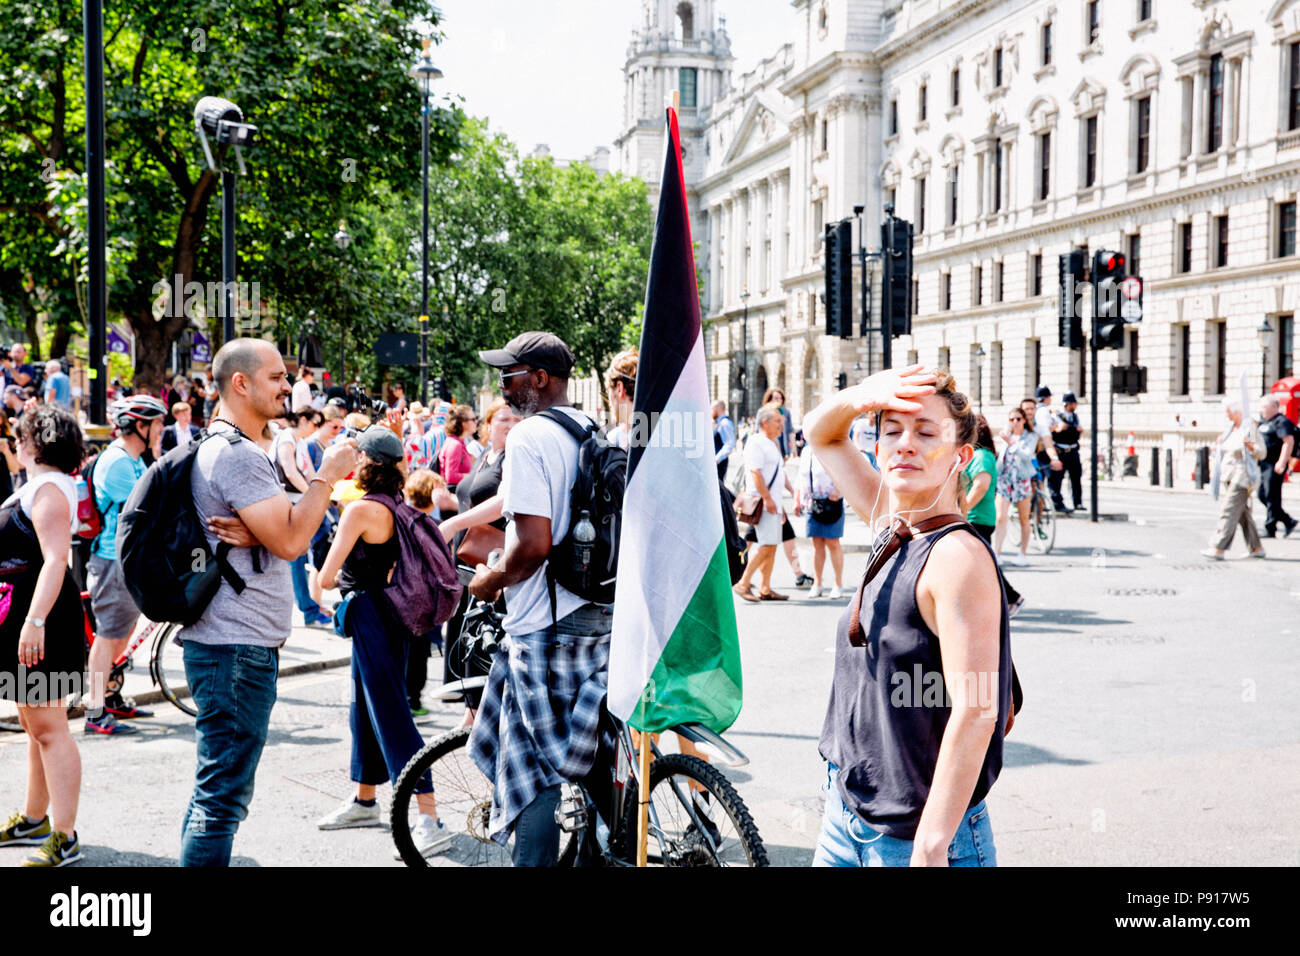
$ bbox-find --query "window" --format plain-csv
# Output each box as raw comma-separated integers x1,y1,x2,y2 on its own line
941,273,951,311
1279,201,1297,258
679,68,698,108
1290,42,1300,131
1173,324,1190,396
1127,232,1141,276
916,176,926,234
1087,1,1100,45
886,186,897,212
821,118,829,153
938,346,951,371
1139,0,1152,22
1084,116,1098,187
1180,221,1193,272
974,265,984,306
1041,21,1053,66
919,83,928,123
889,99,898,136
1032,253,1043,296
992,139,1004,211
1037,131,1051,200
813,199,824,244
677,2,694,40
1283,314,1296,379
1135,95,1151,172
1214,214,1229,268
990,342,1003,402
994,261,1004,302
1207,53,1224,153
951,68,960,107
907,349,919,366
994,47,1004,88
946,165,959,226
1027,338,1042,395
1213,320,1227,394
912,276,920,316
1124,327,1140,366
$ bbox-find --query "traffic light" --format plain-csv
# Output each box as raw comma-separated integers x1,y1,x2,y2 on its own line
824,220,853,338
881,216,914,337
1058,251,1085,349
1092,249,1126,350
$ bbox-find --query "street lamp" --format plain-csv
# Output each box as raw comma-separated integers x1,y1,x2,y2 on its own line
333,222,352,386
1258,318,1274,394
410,38,444,406
739,288,750,417
974,343,986,413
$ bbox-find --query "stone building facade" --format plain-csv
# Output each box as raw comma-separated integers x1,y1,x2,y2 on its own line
616,0,1300,466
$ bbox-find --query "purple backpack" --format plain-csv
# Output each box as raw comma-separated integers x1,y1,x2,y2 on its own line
362,493,463,635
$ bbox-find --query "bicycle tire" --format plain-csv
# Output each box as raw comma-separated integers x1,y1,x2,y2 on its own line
391,726,515,867
1032,489,1056,554
149,622,194,717
619,753,768,867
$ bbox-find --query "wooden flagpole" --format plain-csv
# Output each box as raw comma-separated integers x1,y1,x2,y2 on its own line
636,694,652,867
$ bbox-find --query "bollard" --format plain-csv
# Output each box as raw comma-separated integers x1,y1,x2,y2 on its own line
1196,446,1210,489
1150,447,1160,486
1164,449,1174,488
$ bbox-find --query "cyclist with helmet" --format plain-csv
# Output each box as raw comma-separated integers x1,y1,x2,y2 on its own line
83,395,166,735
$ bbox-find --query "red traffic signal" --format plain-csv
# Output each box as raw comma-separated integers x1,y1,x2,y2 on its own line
1094,250,1125,281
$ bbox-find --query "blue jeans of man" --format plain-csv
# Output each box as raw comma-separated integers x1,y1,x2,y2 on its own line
812,762,997,867
179,642,279,867
290,552,322,620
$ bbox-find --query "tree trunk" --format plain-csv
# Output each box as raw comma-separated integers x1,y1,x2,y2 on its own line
23,308,41,363
128,308,190,393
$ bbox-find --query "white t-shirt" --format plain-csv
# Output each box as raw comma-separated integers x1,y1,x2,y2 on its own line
499,405,589,636
291,379,313,413
1033,404,1056,441
744,432,783,497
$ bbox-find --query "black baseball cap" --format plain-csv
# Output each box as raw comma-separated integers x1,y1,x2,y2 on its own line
479,332,575,378
1036,385,1052,399
357,425,404,465
1062,392,1078,404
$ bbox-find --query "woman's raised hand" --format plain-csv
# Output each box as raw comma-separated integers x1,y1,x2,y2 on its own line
849,364,937,416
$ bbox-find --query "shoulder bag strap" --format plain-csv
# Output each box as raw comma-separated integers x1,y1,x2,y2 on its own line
846,513,964,648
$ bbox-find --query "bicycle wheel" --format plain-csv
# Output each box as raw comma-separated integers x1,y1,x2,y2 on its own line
1031,489,1056,554
620,753,768,867
391,727,513,867
149,622,194,717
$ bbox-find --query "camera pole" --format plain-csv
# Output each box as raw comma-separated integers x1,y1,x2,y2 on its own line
84,0,107,424
222,168,237,344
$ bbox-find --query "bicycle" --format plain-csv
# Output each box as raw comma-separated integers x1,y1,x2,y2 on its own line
76,590,193,717
1010,463,1056,555
390,597,769,867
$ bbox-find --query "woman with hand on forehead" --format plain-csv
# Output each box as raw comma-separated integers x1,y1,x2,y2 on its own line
803,365,1014,867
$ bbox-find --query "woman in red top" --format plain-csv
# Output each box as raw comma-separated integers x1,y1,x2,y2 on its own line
438,404,478,491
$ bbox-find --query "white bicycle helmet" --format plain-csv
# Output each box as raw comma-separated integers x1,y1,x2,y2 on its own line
110,394,169,430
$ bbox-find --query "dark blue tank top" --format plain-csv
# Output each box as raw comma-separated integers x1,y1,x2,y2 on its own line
818,522,1012,840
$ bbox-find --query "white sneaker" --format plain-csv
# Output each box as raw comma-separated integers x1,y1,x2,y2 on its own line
317,798,381,830
828,585,844,599
394,814,452,860
1009,553,1029,567
808,585,823,598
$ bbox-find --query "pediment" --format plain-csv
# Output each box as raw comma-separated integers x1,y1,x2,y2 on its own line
722,94,791,165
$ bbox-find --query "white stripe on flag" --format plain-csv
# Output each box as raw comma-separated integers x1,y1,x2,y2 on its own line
608,332,723,721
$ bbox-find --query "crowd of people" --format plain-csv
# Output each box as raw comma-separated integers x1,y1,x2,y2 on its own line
3,326,1298,870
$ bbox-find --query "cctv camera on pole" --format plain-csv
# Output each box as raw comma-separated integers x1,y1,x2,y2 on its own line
194,97,258,343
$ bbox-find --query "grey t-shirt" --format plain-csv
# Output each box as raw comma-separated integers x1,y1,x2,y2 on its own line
180,423,292,648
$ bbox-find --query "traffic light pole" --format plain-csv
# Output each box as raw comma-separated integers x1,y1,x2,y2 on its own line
1090,322,1099,524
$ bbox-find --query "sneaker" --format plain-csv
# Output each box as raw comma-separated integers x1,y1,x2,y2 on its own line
794,574,814,589
1200,548,1225,561
1250,548,1267,559
1286,522,1297,539
807,585,823,598
395,814,452,859
84,712,139,736
410,705,430,718
303,612,333,629
1009,553,1028,568
104,695,153,719
20,830,82,867
317,798,381,830
1008,596,1026,619
0,811,51,846
827,585,844,600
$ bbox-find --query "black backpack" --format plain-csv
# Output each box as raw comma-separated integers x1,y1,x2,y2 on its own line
116,431,252,626
716,480,748,585
539,409,626,613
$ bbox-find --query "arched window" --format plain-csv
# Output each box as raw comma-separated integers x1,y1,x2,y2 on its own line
677,3,694,42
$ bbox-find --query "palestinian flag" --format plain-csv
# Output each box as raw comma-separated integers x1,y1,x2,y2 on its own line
607,107,743,734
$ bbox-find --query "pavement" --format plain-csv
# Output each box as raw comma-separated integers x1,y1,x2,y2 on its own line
2,480,1298,866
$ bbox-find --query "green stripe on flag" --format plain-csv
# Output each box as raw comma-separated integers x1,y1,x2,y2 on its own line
631,539,742,734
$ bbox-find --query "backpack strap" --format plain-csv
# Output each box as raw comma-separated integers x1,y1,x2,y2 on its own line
537,409,596,626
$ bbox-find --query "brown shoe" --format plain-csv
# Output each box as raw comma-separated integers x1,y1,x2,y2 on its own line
733,584,760,603
758,590,788,601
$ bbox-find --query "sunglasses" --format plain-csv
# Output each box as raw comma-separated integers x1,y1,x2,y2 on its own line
497,369,532,388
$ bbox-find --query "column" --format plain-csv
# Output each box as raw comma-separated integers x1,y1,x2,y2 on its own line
731,190,745,300
1222,58,1236,153
708,205,721,312
776,171,790,281
1191,66,1206,155
1230,58,1244,147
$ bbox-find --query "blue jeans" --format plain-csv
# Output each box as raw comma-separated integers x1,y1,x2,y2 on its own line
179,642,279,867
812,763,997,867
290,552,322,620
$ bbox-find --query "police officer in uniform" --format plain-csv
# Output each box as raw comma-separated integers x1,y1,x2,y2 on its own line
1049,392,1084,513
1257,395,1297,538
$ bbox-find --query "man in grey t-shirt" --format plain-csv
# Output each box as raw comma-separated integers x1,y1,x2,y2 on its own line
178,339,356,868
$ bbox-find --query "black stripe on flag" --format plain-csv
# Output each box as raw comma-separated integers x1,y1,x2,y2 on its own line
628,108,702,482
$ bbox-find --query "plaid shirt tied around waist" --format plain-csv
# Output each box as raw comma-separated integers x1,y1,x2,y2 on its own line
468,605,613,844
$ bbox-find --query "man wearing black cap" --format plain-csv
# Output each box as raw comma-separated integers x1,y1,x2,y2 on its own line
1050,392,1085,513
1032,385,1066,510
465,331,614,866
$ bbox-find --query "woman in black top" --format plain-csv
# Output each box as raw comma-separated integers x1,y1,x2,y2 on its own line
315,426,451,857
0,407,18,500
804,367,1011,867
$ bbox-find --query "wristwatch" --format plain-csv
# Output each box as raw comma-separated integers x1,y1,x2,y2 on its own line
25,616,46,628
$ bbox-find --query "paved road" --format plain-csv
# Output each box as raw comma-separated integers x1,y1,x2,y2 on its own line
2,484,1296,866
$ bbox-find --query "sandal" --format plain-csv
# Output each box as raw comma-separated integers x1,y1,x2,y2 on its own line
733,584,760,603
758,590,788,601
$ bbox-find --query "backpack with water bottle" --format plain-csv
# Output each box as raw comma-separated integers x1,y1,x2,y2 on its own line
539,409,627,617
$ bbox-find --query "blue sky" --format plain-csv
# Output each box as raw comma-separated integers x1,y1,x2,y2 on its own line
432,0,798,160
